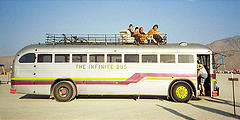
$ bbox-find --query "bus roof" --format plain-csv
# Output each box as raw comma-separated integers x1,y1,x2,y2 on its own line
17,43,212,54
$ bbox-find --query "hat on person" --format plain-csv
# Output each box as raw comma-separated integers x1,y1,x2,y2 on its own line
129,24,134,27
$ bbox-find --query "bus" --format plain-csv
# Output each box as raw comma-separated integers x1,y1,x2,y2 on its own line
10,34,218,102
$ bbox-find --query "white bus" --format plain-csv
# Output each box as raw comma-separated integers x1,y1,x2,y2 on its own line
10,34,218,102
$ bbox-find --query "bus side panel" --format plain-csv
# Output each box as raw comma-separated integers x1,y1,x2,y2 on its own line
34,85,51,94
13,85,35,94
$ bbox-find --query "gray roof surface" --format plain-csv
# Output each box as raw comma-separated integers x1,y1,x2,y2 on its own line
17,43,212,54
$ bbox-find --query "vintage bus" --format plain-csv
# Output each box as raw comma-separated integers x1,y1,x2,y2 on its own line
10,34,218,102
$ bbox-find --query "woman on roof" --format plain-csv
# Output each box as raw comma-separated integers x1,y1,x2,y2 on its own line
139,27,147,44
148,24,163,44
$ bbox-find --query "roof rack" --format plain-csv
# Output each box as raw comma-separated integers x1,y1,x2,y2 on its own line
45,33,121,45
45,33,167,45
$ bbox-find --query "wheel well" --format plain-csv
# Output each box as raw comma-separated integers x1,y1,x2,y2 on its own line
50,79,77,97
168,79,196,97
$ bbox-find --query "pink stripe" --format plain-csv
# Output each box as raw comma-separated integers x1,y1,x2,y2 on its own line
11,81,34,85
12,73,197,85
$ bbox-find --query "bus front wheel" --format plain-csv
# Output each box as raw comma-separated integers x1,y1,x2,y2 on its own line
170,81,193,103
53,81,76,102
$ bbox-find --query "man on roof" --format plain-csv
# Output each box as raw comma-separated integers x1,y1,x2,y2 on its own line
128,24,140,45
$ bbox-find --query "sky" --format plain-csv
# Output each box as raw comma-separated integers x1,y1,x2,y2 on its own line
0,0,239,56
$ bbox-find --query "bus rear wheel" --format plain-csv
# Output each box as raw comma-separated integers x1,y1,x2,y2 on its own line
170,81,193,103
53,81,76,102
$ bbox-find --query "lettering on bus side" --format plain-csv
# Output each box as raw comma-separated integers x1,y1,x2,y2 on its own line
75,64,127,70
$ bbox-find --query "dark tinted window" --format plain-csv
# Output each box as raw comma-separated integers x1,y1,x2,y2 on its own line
90,54,104,63
19,53,36,63
37,54,52,63
55,54,69,63
107,54,122,63
160,54,175,63
72,54,87,63
178,55,194,63
124,54,139,63
142,54,157,63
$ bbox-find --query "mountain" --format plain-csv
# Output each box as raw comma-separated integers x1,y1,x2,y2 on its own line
207,36,240,71
0,56,14,72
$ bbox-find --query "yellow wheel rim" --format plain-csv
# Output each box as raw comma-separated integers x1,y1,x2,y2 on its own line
176,86,188,99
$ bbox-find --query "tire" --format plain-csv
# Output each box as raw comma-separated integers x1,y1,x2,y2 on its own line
170,81,193,103
68,81,77,100
52,81,76,102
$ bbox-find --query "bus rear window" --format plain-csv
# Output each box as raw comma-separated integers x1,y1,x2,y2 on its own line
107,54,122,63
19,53,36,63
124,54,139,63
142,54,157,63
55,54,69,63
160,54,175,63
72,54,87,63
178,55,194,63
90,54,104,63
37,54,52,63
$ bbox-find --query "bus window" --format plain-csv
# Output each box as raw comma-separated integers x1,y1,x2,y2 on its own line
90,54,104,63
124,54,139,63
55,54,70,63
160,54,175,63
72,54,87,63
142,54,157,63
178,55,194,63
19,53,36,63
107,54,122,63
37,54,52,63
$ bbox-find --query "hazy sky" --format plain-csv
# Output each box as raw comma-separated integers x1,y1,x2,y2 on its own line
0,0,239,56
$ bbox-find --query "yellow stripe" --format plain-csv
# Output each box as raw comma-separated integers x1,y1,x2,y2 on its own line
11,78,128,81
11,78,56,80
211,79,216,81
12,77,197,81
71,78,128,80
146,78,197,81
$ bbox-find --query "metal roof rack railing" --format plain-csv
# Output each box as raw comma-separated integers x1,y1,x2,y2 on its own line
45,33,121,45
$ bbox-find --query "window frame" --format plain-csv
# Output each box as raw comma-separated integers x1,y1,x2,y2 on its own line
159,54,176,63
89,54,105,63
142,54,158,63
107,54,122,63
54,54,70,63
178,54,194,63
124,54,139,63
37,54,53,63
72,54,87,63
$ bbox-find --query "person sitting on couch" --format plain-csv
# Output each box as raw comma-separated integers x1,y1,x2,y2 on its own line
128,24,140,44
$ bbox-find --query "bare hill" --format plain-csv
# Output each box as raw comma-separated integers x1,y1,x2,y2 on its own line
0,56,14,72
207,36,240,71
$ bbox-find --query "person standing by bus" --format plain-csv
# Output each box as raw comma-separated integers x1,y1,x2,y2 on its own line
148,24,163,44
197,63,208,96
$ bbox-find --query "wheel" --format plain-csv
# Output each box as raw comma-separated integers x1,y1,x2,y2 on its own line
68,81,77,100
170,81,193,103
53,81,76,102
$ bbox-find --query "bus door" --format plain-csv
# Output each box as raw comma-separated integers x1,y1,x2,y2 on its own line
197,54,210,96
